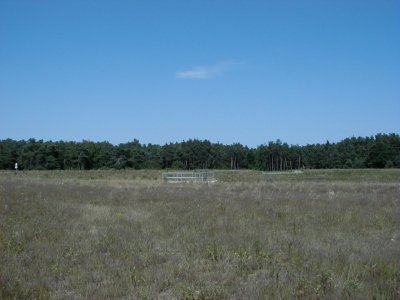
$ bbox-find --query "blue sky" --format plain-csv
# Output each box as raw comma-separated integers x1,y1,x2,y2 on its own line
1,0,399,147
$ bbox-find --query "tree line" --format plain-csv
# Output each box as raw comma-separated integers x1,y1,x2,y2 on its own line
0,133,399,170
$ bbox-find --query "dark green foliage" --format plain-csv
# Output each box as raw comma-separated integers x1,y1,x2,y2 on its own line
0,134,399,170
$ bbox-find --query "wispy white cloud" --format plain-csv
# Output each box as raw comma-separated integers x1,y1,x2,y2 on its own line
176,61,240,79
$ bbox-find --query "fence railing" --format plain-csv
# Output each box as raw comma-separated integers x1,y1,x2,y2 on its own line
162,171,216,183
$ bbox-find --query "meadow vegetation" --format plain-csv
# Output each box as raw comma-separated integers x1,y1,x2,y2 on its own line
0,169,399,299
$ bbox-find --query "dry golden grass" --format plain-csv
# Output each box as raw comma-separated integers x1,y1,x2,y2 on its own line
0,170,399,299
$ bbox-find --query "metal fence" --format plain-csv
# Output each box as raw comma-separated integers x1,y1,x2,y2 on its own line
162,171,216,183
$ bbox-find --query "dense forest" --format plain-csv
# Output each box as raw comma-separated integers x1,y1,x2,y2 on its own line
0,133,399,170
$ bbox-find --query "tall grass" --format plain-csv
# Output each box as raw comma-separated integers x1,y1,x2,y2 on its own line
0,170,399,299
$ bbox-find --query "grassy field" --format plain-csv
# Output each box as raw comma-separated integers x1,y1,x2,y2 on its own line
0,169,399,299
